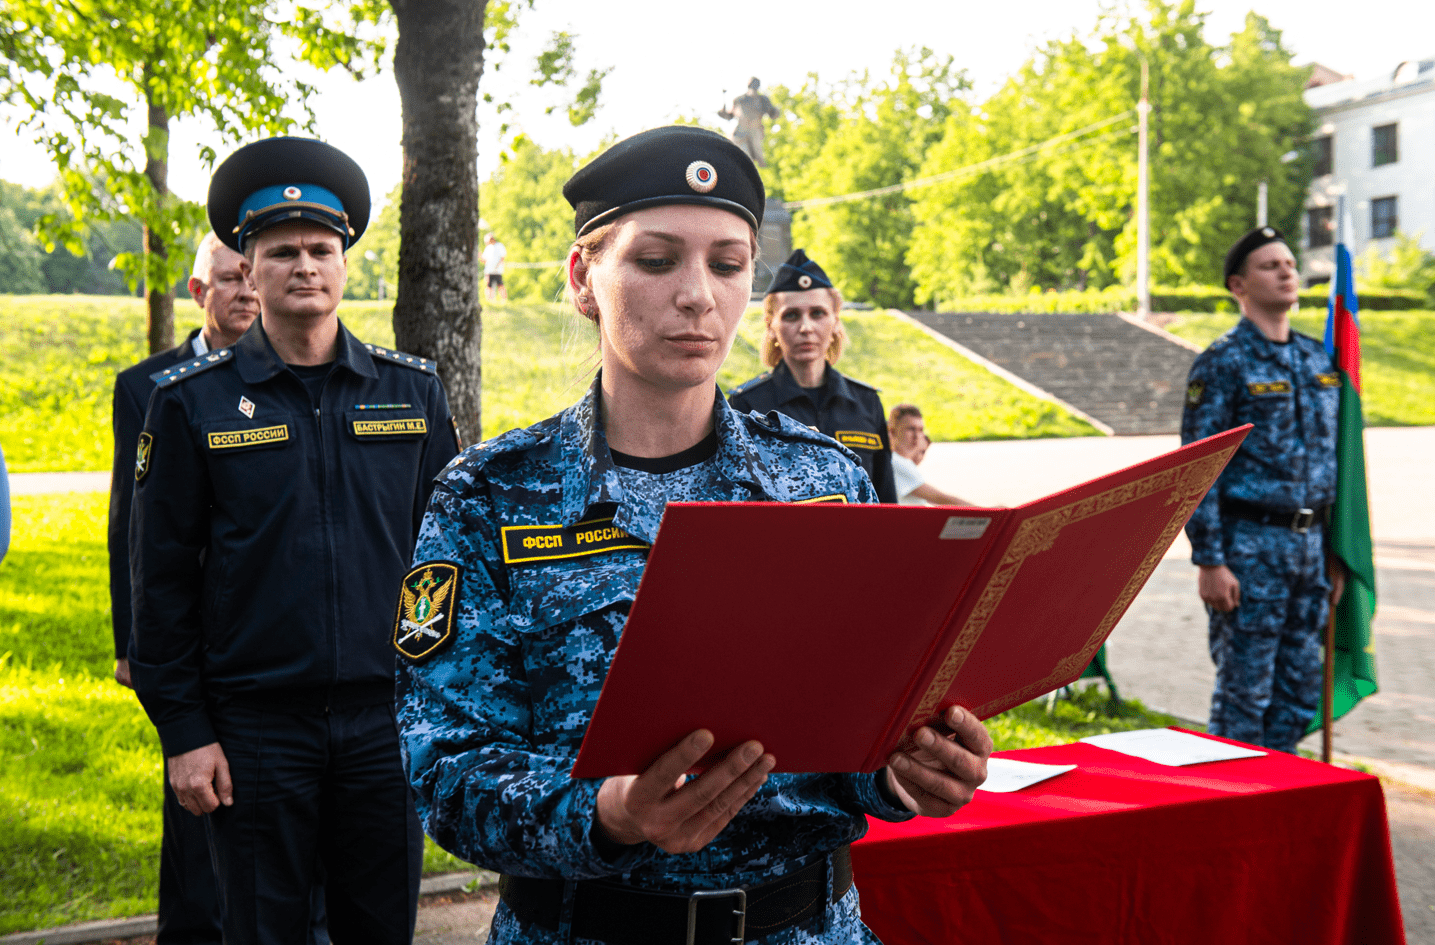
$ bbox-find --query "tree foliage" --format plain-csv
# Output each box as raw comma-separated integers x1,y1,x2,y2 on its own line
1357,232,1435,306
1,0,387,349
906,1,1313,306
763,49,970,308
479,136,584,302
0,179,145,295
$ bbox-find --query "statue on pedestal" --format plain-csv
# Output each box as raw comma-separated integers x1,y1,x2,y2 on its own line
719,78,780,168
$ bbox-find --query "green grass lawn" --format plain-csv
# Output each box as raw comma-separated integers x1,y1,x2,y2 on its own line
0,491,1179,933
1161,309,1435,427
0,296,1097,472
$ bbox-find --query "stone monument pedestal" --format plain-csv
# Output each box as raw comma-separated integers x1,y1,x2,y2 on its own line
752,201,791,300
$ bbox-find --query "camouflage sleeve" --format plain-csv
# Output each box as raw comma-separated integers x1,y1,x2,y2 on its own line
395,481,657,879
1179,353,1233,567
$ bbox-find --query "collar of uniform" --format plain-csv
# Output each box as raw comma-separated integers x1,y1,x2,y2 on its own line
1234,315,1286,362
768,360,854,406
555,375,774,543
234,318,378,384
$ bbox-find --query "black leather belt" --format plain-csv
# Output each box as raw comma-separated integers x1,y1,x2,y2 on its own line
499,845,852,945
1222,498,1330,533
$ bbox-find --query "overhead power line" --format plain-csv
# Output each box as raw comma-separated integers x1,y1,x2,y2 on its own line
782,110,1137,211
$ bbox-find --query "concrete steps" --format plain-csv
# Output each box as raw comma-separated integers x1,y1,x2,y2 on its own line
907,311,1201,435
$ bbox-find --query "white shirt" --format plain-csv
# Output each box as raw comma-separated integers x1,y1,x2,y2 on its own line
892,453,926,504
482,241,507,275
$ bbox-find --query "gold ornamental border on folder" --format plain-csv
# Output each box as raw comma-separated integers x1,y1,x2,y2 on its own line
904,447,1237,732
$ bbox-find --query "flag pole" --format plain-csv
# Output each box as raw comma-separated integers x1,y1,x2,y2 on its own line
1322,600,1335,763
1321,192,1348,766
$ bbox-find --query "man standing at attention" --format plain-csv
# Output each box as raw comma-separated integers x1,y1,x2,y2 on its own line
128,137,460,944
483,233,507,301
1181,226,1344,753
109,233,258,945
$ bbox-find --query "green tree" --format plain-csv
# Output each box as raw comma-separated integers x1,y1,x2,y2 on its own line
906,0,1313,306
767,49,970,308
346,183,401,301
387,0,607,444
0,178,146,294
1357,232,1435,305
478,136,582,302
1,0,386,351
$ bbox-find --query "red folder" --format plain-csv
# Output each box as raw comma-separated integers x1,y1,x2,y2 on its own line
570,426,1250,777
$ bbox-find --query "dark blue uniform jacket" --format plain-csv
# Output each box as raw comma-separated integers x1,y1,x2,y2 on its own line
109,328,203,659
727,361,898,503
129,320,459,757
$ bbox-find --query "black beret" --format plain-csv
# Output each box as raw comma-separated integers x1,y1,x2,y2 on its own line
208,137,371,253
1223,226,1288,288
766,249,833,295
563,126,765,237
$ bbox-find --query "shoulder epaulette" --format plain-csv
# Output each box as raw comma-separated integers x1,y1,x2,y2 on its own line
843,374,880,394
365,343,438,374
728,373,772,396
740,409,852,453
150,348,234,387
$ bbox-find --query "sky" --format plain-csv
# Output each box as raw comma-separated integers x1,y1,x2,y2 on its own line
1,0,1429,210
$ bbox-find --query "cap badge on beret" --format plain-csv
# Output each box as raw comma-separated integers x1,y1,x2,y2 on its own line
685,160,717,194
1261,226,1275,238
284,186,302,200
797,274,813,289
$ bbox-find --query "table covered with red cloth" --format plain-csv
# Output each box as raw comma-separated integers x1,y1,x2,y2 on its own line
852,731,1404,944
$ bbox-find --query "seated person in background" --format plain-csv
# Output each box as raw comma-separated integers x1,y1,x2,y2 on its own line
888,403,968,505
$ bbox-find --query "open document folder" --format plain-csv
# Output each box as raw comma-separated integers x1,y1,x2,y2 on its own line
571,425,1251,778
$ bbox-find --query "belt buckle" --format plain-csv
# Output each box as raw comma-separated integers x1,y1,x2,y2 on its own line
1292,508,1315,533
687,888,747,945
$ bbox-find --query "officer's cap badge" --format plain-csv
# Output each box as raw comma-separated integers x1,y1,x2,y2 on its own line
135,432,154,482
393,562,461,662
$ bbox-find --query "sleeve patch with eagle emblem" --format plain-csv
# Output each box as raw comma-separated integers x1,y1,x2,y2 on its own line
393,562,461,662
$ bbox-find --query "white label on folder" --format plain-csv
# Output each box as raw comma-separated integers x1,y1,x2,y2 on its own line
939,516,991,540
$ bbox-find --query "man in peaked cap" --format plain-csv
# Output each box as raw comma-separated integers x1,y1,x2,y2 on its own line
1180,225,1344,752
728,248,899,502
128,137,460,944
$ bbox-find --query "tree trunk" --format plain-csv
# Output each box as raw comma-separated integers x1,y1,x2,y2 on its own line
144,71,174,354
389,0,485,445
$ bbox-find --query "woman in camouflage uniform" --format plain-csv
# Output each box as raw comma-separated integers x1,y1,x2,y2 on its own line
393,126,991,945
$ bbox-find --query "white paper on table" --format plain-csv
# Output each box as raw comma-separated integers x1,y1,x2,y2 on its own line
977,757,1078,793
1080,728,1266,767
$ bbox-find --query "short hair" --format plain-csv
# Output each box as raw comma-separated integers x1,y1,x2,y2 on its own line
760,288,846,369
191,232,227,284
888,403,922,432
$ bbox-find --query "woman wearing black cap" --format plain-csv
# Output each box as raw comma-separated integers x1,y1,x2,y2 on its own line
393,126,991,944
728,253,899,503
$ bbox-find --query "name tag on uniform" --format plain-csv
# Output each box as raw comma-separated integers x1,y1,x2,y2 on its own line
1246,381,1292,396
835,430,882,450
1316,372,1341,388
207,424,290,449
793,494,848,505
353,418,428,436
501,517,649,565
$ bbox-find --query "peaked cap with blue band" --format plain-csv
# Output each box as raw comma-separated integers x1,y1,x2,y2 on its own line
207,137,371,253
1223,225,1288,289
563,126,765,236
766,248,833,295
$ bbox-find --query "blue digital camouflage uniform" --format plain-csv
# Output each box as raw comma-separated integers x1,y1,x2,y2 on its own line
395,377,915,944
1180,317,1340,752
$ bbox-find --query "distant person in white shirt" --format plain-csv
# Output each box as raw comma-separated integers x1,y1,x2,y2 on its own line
483,234,507,301
888,403,967,505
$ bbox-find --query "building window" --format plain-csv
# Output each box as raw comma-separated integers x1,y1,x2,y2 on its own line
1372,123,1398,166
1307,206,1334,248
1372,196,1398,239
1312,135,1333,177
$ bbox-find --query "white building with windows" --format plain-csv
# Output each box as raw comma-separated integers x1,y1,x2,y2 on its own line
1301,58,1435,285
